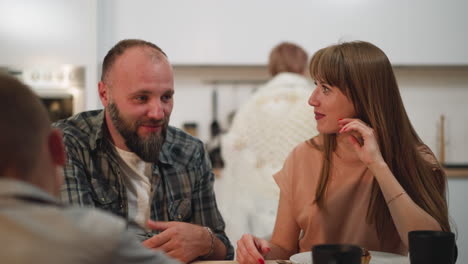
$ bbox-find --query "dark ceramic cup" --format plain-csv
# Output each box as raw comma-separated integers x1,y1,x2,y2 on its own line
312,244,362,264
409,230,457,264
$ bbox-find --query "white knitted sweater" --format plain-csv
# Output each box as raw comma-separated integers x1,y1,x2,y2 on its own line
215,72,318,247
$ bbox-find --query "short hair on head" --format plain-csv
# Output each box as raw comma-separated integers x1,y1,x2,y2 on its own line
0,73,50,177
101,39,167,82
268,42,308,76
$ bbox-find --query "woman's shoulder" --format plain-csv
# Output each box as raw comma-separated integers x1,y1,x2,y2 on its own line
280,137,323,171
289,137,322,157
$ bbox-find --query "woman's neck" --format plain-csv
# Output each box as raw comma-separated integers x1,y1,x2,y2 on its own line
335,133,361,164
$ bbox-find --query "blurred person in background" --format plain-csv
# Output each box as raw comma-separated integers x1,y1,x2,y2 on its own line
0,73,180,264
236,41,451,264
216,42,318,247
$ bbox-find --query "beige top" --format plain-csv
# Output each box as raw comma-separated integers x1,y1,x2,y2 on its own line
272,140,406,255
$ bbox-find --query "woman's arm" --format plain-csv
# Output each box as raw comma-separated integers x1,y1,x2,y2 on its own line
338,119,442,249
237,192,301,264
368,161,441,247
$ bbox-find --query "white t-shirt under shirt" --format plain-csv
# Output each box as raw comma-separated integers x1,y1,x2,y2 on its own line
115,146,153,232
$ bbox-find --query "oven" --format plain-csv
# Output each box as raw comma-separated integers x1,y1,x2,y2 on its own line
1,65,85,122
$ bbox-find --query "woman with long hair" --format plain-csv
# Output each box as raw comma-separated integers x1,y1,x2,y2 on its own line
236,41,450,264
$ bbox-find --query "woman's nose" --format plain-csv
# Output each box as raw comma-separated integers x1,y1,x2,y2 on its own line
308,89,319,107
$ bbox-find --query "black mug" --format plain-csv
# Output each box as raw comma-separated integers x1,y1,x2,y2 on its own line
409,230,457,264
312,244,362,264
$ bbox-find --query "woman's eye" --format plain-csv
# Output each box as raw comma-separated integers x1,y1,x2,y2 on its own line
322,86,330,93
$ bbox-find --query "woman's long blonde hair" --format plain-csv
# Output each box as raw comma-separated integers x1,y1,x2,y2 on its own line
309,41,450,238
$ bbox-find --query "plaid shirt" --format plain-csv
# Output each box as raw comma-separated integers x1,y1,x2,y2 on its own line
53,110,233,260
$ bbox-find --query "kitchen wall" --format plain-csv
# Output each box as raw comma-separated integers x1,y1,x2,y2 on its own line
100,0,468,65
0,0,100,110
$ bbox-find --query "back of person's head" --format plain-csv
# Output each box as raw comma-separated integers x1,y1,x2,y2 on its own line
268,42,308,76
309,41,451,236
0,74,50,179
101,39,167,83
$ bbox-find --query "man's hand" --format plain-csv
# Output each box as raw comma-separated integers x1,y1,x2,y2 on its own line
142,220,211,263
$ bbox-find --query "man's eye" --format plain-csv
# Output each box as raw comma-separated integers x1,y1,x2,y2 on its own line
135,96,148,102
162,94,172,102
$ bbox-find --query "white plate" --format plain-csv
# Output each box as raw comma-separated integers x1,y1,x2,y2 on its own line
290,251,409,264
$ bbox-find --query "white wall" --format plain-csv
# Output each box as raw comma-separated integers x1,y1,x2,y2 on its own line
0,0,100,110
395,67,468,163
448,178,468,263
101,0,468,65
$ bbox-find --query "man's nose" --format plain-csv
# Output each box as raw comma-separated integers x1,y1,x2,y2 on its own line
147,100,165,120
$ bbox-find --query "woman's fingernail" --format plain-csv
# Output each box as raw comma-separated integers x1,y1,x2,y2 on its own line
338,118,343,121
258,258,265,264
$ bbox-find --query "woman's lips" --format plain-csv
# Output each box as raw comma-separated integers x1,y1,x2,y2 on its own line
314,112,325,120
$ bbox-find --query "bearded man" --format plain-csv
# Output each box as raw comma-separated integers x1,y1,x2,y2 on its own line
53,39,233,263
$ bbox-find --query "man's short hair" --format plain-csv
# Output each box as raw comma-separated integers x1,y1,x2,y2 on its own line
268,42,308,76
101,39,167,82
0,74,50,177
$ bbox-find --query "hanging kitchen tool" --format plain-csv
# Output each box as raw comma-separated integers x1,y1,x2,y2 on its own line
207,83,224,168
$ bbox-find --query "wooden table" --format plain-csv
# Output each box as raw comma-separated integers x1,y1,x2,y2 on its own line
195,261,281,264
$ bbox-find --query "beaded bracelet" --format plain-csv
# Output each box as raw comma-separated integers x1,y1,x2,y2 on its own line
202,226,215,258
387,191,406,206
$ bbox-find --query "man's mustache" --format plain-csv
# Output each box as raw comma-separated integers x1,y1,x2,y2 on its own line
136,118,167,127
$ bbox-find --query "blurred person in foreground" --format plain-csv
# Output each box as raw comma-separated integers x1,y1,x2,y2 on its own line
0,73,180,264
216,42,318,246
236,41,451,264
53,39,233,262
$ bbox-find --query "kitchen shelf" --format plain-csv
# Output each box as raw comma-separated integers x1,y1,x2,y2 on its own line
444,168,468,178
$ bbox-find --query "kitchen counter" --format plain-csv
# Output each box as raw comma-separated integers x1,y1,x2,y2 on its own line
444,168,468,178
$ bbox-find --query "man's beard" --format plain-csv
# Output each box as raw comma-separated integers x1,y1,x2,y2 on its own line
108,102,169,162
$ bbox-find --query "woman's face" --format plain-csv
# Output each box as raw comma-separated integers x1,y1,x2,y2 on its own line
308,80,356,134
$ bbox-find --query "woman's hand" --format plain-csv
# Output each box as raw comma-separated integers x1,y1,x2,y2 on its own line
338,118,385,167
236,234,271,264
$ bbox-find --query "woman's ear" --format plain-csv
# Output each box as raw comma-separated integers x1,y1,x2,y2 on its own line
48,129,66,166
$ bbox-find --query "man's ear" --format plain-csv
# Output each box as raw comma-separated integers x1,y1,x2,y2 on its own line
48,129,66,166
98,81,109,107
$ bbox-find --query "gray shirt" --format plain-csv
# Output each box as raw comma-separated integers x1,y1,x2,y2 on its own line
0,178,180,264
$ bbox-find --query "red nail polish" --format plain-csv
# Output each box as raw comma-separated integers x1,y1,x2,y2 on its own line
338,118,343,121
258,258,265,264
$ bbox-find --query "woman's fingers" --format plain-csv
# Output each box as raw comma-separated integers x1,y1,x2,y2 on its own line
256,237,271,256
339,120,374,143
237,234,265,264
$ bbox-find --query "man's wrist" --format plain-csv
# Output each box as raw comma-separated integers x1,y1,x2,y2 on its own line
202,226,215,258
